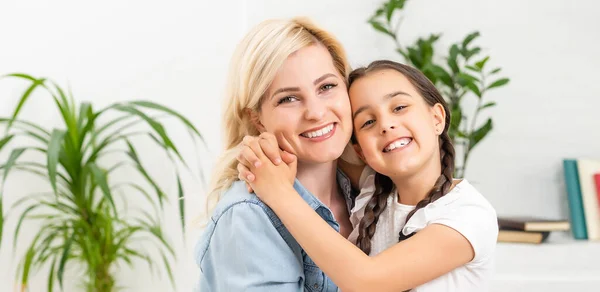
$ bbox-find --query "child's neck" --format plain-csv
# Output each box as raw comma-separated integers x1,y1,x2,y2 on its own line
296,160,339,207
390,156,442,206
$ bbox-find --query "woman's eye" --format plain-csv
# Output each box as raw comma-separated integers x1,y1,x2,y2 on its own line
394,105,406,112
361,120,374,129
277,96,298,105
320,83,337,92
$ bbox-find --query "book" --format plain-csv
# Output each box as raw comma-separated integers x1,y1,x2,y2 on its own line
497,229,550,244
576,159,600,240
497,216,570,232
595,173,600,209
563,159,588,239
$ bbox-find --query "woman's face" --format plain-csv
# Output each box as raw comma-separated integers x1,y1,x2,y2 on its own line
256,44,352,164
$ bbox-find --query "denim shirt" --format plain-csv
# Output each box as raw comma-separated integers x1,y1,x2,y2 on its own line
195,170,355,292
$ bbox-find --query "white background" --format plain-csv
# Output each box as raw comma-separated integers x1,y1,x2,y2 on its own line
1,0,599,291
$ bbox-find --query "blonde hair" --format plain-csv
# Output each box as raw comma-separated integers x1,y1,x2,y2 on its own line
205,17,351,217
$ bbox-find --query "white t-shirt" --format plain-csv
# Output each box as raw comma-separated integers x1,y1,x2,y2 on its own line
347,167,498,292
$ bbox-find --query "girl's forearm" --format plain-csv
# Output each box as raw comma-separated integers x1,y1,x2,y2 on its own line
267,184,377,292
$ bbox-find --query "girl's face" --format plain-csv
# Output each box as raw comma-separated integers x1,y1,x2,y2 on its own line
255,44,352,164
349,69,446,178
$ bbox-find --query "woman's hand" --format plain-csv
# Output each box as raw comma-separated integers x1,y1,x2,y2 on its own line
236,132,296,193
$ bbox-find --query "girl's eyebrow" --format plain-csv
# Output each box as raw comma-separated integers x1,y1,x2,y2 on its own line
352,90,411,119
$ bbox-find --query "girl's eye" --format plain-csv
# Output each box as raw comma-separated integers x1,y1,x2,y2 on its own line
277,96,298,105
320,83,337,92
394,105,406,112
361,119,375,129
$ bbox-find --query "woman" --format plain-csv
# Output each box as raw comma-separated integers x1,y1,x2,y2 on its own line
195,17,357,292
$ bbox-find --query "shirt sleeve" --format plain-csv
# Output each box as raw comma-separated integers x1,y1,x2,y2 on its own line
198,202,304,291
428,194,499,266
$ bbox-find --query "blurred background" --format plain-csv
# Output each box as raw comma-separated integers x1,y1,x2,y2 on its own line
1,0,599,291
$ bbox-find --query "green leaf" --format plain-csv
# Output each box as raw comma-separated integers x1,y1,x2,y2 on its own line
469,118,493,151
129,101,205,145
13,205,42,250
490,67,502,74
369,20,395,38
457,72,479,84
177,171,185,233
487,78,510,90
48,257,57,292
450,106,462,134
465,65,481,72
447,44,460,73
465,81,482,98
125,140,166,207
47,129,66,195
89,163,117,213
57,233,75,289
462,31,480,48
0,135,14,151
5,77,47,132
475,56,490,70
385,1,395,21
113,104,185,164
479,102,497,110
428,65,453,87
160,249,175,290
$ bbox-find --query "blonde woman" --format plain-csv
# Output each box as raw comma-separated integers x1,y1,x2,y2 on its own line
195,17,357,291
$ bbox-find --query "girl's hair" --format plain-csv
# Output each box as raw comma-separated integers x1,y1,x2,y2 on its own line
350,60,456,255
205,17,351,217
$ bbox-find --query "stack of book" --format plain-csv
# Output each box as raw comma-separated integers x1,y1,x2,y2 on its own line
563,158,600,240
497,217,570,244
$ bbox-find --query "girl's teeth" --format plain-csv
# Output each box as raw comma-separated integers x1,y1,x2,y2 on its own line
384,138,412,152
303,124,334,138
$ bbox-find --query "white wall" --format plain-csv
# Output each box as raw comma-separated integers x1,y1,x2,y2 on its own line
1,0,599,291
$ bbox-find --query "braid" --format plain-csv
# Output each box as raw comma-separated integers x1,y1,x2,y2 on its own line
356,173,394,255
399,131,455,241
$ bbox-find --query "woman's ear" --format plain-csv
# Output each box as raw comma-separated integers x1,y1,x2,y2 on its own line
246,108,266,133
432,103,446,135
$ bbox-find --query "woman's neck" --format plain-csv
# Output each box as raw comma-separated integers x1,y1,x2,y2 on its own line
391,154,442,206
296,160,339,207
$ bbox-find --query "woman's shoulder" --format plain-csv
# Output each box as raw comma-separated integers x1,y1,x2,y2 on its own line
210,180,274,223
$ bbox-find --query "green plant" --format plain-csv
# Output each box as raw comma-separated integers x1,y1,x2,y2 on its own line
0,73,203,291
368,0,510,177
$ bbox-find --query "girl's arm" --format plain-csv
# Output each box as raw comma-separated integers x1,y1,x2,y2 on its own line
245,143,476,292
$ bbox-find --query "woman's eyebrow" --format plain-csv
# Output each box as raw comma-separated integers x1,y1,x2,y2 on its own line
313,73,337,85
270,87,300,100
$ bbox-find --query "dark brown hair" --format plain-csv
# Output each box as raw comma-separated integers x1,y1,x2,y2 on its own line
350,60,456,255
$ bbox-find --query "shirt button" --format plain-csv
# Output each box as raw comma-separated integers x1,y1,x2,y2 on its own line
313,283,319,289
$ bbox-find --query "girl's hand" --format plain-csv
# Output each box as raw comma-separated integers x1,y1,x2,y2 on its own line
236,133,296,192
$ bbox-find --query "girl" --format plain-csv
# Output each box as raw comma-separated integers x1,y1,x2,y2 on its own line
237,60,499,292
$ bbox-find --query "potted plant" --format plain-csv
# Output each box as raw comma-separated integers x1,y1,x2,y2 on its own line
368,0,510,177
0,73,203,291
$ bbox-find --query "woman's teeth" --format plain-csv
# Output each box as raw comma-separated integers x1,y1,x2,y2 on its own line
301,124,334,138
384,138,412,152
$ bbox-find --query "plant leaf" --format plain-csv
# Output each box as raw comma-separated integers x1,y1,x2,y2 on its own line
57,232,75,289
176,170,185,234
47,129,66,195
487,78,510,90
1,74,46,132
475,56,490,70
479,102,497,110
465,81,482,98
462,31,480,48
447,44,460,73
428,65,453,87
369,20,395,38
465,65,481,72
129,101,205,145
469,118,493,151
89,163,117,213
490,67,502,74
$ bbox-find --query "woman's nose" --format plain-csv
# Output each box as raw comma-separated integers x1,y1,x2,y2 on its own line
304,98,326,121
